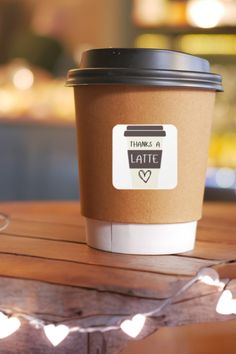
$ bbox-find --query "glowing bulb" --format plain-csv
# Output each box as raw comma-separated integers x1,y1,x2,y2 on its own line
187,0,224,28
216,290,235,315
44,324,70,347
0,312,21,339
216,290,236,315
120,314,146,338
13,68,34,90
197,268,224,287
200,276,225,287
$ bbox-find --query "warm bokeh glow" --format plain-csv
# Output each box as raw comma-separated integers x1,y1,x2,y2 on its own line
0,90,16,113
13,68,34,90
177,34,236,55
187,0,224,28
132,0,166,26
134,34,170,49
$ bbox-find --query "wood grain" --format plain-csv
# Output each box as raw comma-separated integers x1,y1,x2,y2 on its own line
0,201,235,353
0,201,235,296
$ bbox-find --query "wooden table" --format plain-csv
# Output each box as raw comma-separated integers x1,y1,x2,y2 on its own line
0,201,236,353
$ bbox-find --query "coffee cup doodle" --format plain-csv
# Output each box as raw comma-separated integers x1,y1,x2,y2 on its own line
113,124,177,189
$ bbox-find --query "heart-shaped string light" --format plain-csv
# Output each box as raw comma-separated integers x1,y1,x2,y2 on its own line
0,312,21,339
216,290,236,315
0,266,232,346
43,324,70,346
197,268,224,288
120,314,146,338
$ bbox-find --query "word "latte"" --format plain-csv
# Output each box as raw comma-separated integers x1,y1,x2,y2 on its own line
128,150,162,169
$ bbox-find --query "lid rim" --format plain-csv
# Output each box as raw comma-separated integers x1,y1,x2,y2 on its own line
66,68,223,91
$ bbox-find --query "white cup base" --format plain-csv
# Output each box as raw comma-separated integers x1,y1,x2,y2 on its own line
85,218,197,255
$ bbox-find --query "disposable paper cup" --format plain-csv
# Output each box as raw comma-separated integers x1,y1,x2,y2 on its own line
66,48,223,255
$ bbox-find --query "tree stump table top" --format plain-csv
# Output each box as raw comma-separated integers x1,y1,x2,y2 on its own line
0,201,235,354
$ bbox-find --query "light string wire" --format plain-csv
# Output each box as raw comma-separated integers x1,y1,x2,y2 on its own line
0,264,226,340
142,272,201,318
0,212,232,345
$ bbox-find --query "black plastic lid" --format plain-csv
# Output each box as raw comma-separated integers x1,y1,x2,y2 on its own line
66,48,223,91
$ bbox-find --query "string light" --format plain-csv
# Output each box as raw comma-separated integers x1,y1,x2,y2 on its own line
0,215,234,346
0,312,21,339
43,324,70,347
197,267,225,288
0,265,228,345
120,314,146,338
216,290,236,315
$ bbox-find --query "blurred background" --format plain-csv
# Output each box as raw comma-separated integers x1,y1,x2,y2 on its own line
1,2,236,353
0,0,236,201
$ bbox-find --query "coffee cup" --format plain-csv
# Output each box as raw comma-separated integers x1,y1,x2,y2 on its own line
66,48,223,254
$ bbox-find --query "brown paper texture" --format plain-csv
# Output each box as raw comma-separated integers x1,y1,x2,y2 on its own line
74,86,216,224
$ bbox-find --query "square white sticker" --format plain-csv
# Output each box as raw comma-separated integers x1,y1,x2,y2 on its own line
112,124,177,190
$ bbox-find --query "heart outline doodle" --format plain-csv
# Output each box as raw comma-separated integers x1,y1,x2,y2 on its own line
138,170,151,183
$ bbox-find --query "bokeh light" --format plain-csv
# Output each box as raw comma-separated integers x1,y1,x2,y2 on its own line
187,0,225,28
13,68,34,91
215,168,236,189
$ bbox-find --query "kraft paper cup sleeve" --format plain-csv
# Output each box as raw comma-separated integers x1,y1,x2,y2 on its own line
75,86,216,224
